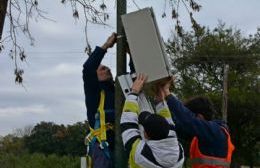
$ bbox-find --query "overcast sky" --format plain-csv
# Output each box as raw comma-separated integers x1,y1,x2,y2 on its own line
0,0,259,136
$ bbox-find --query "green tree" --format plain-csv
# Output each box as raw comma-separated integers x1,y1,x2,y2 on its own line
0,134,26,155
62,122,88,156
25,122,61,155
24,121,88,156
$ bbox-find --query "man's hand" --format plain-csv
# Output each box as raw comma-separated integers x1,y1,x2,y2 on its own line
155,87,165,102
131,74,148,94
101,32,117,50
156,76,175,99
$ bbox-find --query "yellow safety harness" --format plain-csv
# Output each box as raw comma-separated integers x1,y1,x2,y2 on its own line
86,124,113,145
98,90,107,142
85,90,114,167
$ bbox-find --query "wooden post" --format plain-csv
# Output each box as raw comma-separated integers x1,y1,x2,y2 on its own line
0,0,8,40
222,64,229,123
115,0,127,167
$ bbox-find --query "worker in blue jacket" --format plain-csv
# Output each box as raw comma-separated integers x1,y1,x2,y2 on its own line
156,77,234,168
83,33,135,168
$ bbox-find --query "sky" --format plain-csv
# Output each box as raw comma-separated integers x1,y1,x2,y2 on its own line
0,0,259,136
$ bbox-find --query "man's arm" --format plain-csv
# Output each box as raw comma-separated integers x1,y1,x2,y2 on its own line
120,93,141,156
83,32,116,77
158,77,223,143
166,93,222,143
120,74,147,156
155,101,174,125
155,101,178,138
154,83,174,125
83,47,107,77
82,47,106,128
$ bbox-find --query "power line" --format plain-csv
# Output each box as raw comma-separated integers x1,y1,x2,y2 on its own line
26,51,85,54
24,50,116,55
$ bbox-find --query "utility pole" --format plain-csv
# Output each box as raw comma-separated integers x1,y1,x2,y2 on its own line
222,64,229,123
0,0,8,40
115,0,127,167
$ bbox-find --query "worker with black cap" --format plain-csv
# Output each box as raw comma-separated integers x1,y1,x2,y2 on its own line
120,74,184,168
157,76,235,168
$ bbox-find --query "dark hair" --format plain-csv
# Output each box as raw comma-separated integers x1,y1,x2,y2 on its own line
184,96,216,120
138,112,169,140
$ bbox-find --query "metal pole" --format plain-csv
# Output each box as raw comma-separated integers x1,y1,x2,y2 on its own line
0,0,8,40
115,0,127,167
222,64,229,123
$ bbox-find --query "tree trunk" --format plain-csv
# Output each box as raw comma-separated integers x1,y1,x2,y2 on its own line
0,0,8,40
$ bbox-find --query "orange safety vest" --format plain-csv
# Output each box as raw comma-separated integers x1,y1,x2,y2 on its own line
190,127,235,168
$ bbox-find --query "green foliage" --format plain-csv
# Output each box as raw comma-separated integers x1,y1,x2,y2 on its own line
0,122,89,157
24,121,88,156
0,135,26,155
0,122,88,167
0,153,80,168
166,23,260,166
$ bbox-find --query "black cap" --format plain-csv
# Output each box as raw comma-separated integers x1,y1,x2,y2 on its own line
184,96,217,121
138,112,169,140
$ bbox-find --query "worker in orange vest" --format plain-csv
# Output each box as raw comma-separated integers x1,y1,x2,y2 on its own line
157,77,235,168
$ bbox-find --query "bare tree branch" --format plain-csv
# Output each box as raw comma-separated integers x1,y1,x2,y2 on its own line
1,0,202,84
1,0,50,84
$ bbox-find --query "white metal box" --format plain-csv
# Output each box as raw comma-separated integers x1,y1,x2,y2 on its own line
122,8,172,83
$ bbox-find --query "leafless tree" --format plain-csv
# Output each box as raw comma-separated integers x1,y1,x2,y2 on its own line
1,0,51,84
13,125,34,137
61,0,111,55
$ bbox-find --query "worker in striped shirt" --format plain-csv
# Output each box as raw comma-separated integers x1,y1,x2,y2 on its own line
120,74,184,168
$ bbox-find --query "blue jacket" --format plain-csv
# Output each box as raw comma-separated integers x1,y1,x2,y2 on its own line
166,94,228,158
83,46,115,128
83,46,135,149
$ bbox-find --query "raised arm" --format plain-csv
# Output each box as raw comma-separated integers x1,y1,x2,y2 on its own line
83,33,117,78
154,85,174,125
120,74,147,156
158,77,221,142
155,101,174,125
82,47,106,128
120,93,141,156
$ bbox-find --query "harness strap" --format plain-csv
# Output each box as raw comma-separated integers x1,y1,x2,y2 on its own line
98,90,106,142
85,90,113,160
85,123,113,145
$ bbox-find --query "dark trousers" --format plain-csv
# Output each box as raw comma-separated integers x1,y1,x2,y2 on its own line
90,142,113,168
